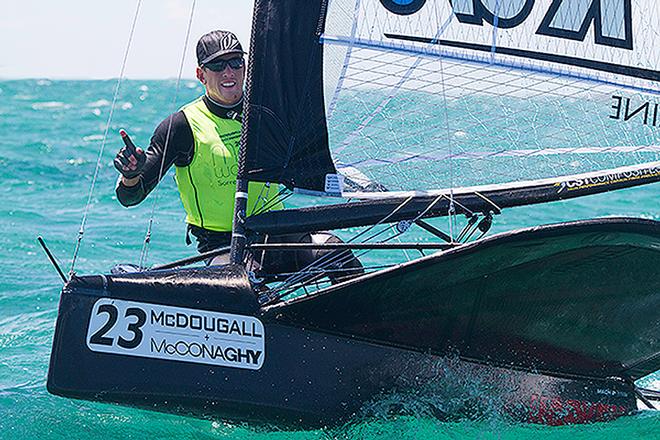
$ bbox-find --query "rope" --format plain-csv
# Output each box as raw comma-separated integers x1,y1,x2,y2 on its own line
138,0,197,269
69,0,143,277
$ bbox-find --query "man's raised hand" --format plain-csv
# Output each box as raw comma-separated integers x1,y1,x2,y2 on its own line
114,129,146,179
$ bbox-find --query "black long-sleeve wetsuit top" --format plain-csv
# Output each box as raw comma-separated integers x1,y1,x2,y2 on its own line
115,96,243,207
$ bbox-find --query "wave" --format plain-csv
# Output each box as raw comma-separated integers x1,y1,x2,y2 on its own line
31,101,70,110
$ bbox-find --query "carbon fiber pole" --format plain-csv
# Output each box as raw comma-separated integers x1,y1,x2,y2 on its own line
229,180,249,264
229,0,263,265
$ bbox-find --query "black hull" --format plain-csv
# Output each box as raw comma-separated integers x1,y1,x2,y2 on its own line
48,273,638,427
48,218,660,427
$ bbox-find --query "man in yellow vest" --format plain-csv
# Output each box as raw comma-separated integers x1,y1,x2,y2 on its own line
115,30,363,282
114,30,283,253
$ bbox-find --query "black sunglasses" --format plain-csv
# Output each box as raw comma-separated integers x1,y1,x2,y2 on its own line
204,57,245,72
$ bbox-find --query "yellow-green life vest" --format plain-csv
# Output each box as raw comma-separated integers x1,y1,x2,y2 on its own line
175,97,283,232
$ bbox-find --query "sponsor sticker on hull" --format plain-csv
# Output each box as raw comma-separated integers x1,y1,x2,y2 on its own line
86,298,265,370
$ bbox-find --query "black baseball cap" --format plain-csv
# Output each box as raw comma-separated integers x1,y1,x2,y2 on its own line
196,30,246,66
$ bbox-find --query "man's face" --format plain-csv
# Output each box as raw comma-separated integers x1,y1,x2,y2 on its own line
196,54,245,105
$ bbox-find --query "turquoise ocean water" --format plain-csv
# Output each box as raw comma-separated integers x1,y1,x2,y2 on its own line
0,79,658,439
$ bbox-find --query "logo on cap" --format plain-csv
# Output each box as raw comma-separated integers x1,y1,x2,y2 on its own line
220,32,241,52
197,30,245,65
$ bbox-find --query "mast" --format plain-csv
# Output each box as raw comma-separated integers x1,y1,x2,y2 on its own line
229,179,248,265
228,0,260,265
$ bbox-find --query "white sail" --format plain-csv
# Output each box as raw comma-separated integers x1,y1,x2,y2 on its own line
321,0,660,195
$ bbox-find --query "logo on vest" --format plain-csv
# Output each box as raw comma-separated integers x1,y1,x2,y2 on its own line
211,142,238,186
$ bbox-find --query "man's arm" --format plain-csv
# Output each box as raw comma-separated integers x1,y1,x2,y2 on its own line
116,112,194,206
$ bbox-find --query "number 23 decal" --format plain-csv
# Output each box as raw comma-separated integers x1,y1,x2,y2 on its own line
89,303,146,349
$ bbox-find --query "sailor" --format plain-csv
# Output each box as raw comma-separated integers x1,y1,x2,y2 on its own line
114,30,363,282
114,30,282,253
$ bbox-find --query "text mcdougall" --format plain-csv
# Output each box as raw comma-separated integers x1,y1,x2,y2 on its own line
150,310,262,338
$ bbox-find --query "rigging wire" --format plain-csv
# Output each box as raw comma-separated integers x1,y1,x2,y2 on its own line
253,190,293,216
265,195,445,303
263,196,416,297
277,198,424,295
248,183,272,216
249,184,292,217
433,33,457,242
138,0,197,269
69,0,143,278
